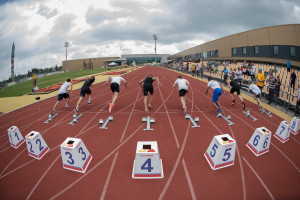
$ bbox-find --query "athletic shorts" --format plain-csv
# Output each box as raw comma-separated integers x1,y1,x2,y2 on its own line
255,93,261,98
179,89,187,97
212,88,222,102
80,87,91,97
57,93,69,101
143,84,153,96
110,83,120,93
230,86,240,95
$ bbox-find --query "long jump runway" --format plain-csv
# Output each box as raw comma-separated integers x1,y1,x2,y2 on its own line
0,66,299,200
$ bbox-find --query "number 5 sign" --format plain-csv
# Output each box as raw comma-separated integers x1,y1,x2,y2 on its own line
204,134,236,170
60,137,92,173
132,141,164,179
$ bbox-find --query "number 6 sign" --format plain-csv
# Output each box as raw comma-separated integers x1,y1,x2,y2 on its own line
25,131,50,160
60,137,92,173
204,134,236,170
246,127,272,156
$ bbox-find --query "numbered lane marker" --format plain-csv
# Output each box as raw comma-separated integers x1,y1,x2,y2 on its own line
274,121,290,143
25,131,50,160
204,134,236,170
8,126,25,149
132,141,164,179
60,137,92,173
290,117,299,135
246,127,271,156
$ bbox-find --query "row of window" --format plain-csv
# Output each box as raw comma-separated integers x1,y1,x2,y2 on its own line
126,57,162,61
232,46,296,56
184,50,219,60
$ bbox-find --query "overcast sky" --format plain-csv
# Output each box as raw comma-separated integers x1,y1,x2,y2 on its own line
0,0,299,80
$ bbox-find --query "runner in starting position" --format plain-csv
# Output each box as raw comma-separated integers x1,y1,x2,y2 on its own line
139,75,160,114
106,76,127,112
205,77,224,117
173,76,190,115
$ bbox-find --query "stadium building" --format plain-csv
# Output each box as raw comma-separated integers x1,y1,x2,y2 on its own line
62,54,170,72
169,24,300,68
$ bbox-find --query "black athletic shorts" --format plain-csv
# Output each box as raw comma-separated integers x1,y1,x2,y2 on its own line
179,89,187,97
57,93,69,101
230,87,240,95
110,83,120,93
80,87,91,97
143,84,153,96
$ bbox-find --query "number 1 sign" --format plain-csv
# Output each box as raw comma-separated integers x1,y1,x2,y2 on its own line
25,131,50,160
274,121,290,143
132,141,164,179
204,134,236,170
60,137,92,173
8,126,25,149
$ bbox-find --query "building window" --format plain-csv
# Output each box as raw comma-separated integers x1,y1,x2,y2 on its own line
242,47,247,54
215,50,219,56
273,46,279,55
290,46,296,56
210,51,213,57
254,46,259,55
232,48,236,55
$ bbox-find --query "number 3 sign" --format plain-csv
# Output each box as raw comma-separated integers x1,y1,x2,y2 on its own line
204,134,236,170
60,137,92,173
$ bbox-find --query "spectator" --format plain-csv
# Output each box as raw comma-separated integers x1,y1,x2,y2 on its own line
196,65,200,77
32,73,37,86
256,68,265,92
223,67,228,85
290,70,296,92
200,65,204,78
287,59,291,72
296,83,300,116
251,63,256,80
267,73,276,104
192,64,196,76
235,67,243,87
275,76,281,106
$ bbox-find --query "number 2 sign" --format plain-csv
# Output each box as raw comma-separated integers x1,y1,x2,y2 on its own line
25,131,50,160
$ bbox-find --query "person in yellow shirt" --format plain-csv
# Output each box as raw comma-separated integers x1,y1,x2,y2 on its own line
32,73,37,86
256,68,265,91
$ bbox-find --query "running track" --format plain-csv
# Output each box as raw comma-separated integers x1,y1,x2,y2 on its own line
0,66,299,200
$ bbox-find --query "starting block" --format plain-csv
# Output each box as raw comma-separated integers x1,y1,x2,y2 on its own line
7,126,25,149
242,110,257,121
218,113,234,126
142,116,155,131
99,116,113,129
204,134,236,170
44,113,59,124
132,141,164,179
25,131,50,160
60,137,92,173
274,121,290,143
185,114,200,128
290,116,300,135
69,114,83,125
260,108,272,117
246,127,271,156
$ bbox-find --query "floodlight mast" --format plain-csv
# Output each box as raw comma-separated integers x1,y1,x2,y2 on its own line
153,34,158,63
64,42,69,72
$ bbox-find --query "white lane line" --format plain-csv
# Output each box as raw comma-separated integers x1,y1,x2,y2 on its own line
182,159,197,200
243,157,275,200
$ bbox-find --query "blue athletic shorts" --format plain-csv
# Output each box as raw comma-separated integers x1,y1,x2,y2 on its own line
212,88,222,102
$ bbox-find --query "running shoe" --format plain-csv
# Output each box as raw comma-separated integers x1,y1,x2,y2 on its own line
242,102,246,110
49,113,52,120
184,105,187,115
88,100,91,105
217,112,222,117
148,104,152,110
75,107,78,115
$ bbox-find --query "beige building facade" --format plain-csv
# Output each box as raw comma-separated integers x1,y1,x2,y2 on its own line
170,24,300,67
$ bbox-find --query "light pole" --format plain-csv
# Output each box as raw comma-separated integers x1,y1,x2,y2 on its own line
64,42,69,72
153,34,158,63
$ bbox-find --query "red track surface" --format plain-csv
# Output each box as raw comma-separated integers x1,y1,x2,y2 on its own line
0,66,299,200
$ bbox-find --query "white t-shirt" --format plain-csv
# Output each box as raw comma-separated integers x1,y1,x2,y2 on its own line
58,82,71,94
252,65,256,75
236,70,242,79
174,78,188,90
249,84,261,95
111,77,125,86
207,80,221,90
298,88,300,100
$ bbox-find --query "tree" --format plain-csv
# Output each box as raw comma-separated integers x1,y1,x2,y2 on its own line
32,68,39,73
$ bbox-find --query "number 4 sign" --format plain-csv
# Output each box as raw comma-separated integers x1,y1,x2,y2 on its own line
204,134,236,170
60,137,92,173
25,131,50,160
132,141,164,179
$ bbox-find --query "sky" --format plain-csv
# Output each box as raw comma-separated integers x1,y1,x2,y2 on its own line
0,0,299,80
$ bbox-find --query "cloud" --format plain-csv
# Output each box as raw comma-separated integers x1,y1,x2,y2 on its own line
0,0,299,81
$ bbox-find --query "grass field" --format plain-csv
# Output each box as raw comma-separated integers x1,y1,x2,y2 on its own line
0,67,121,97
